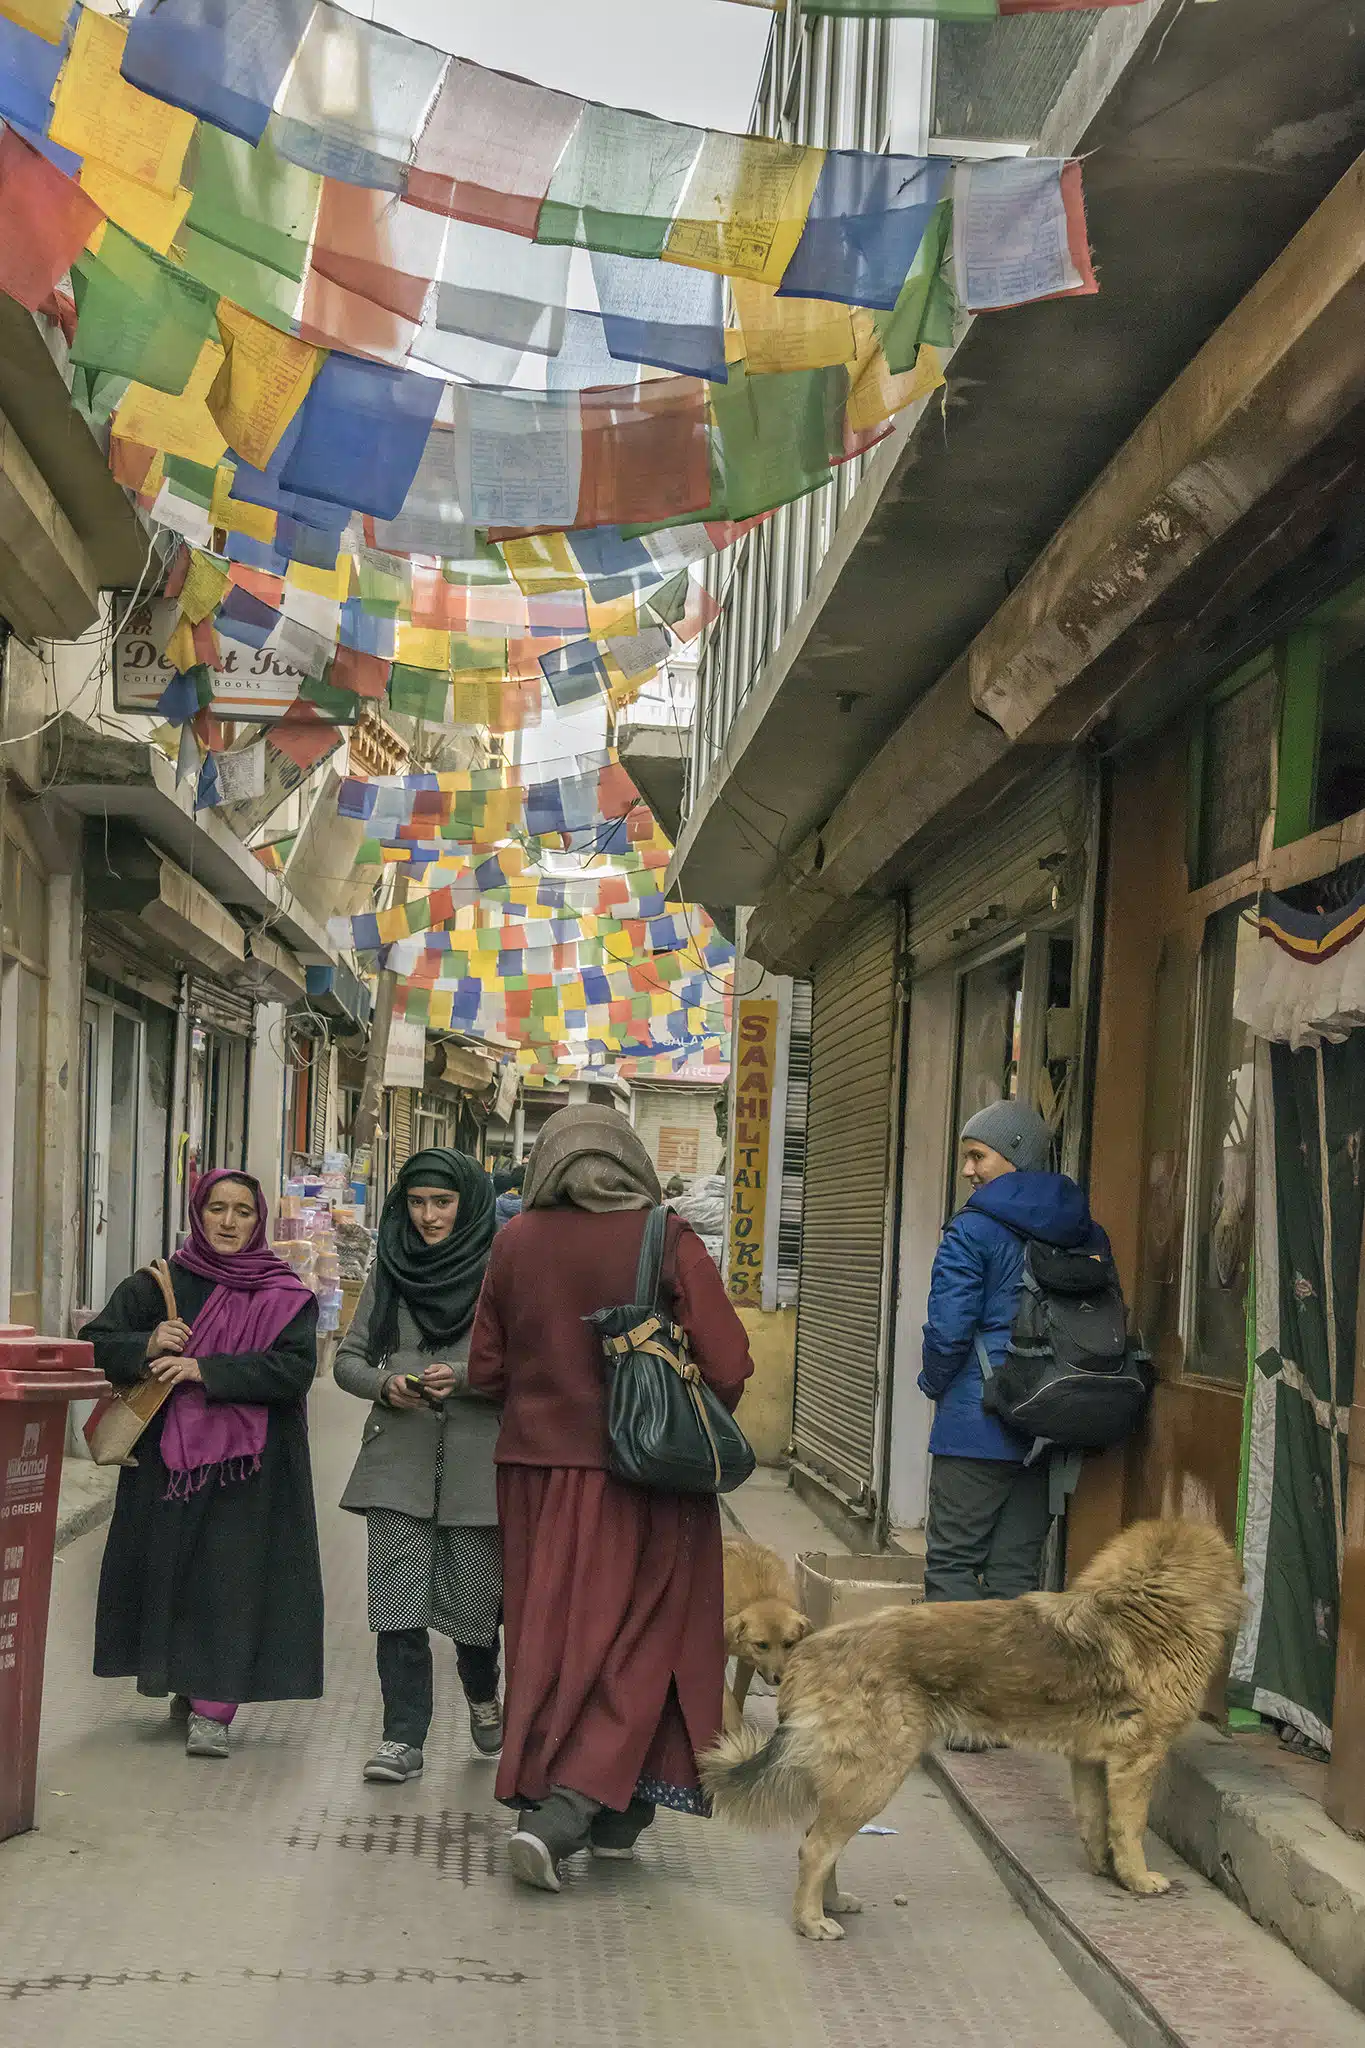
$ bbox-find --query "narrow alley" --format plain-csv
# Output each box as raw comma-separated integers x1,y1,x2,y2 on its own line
5,1387,1117,2048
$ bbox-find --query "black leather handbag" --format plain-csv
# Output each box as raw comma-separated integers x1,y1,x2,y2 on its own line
588,1206,755,1496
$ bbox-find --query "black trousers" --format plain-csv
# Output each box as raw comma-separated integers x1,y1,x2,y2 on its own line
924,1455,1050,1603
377,1628,500,1748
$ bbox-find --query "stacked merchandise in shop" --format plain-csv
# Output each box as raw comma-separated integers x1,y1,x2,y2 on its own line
272,1152,357,1335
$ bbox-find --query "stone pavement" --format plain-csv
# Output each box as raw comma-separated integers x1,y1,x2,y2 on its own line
5,1383,1118,2048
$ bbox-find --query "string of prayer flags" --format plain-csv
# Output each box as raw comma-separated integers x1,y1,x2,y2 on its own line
271,3,446,195
208,301,323,469
406,58,583,237
953,158,1096,314
778,152,950,310
280,351,445,519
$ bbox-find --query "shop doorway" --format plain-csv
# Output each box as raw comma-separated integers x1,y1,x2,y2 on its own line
79,995,145,1311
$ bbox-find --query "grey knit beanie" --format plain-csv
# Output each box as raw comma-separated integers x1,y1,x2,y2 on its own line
960,1098,1051,1173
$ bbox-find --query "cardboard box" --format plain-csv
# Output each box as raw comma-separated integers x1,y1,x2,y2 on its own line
796,1550,924,1629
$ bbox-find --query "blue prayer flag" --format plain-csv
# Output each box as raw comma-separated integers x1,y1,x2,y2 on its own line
280,354,444,520
121,0,315,145
777,152,950,311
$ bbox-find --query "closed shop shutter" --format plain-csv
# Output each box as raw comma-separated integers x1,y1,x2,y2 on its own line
309,1039,332,1158
904,756,1089,975
776,978,811,1309
389,1088,415,1175
187,973,255,1039
791,899,902,1512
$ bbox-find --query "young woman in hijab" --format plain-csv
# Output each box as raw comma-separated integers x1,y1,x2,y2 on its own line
86,1171,322,1760
467,1104,754,1892
335,1147,500,1784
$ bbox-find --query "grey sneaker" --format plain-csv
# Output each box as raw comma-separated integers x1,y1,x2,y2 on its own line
185,1713,230,1759
467,1695,503,1757
363,1740,424,1783
508,1829,561,1893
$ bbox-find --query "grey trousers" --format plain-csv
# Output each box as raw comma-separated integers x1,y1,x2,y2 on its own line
924,1455,1051,1602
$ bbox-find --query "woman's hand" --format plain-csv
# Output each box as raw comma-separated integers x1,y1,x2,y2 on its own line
382,1373,425,1412
149,1356,202,1388
419,1363,459,1401
146,1319,192,1361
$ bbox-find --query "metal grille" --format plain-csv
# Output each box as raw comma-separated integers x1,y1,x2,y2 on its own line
791,901,901,1507
933,13,1101,144
187,973,255,1039
308,1038,331,1159
776,978,811,1310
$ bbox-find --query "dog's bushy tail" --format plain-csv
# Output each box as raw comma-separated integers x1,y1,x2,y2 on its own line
699,1720,817,1830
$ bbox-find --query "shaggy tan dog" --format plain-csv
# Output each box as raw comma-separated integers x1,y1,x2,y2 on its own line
723,1537,813,1731
702,1518,1243,1940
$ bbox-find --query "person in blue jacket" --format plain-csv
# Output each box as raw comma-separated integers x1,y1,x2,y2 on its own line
493,1165,524,1229
919,1097,1109,1606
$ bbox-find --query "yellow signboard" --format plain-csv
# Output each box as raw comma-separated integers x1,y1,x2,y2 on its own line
727,998,777,1305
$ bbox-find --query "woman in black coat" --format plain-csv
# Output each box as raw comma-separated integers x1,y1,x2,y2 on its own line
84,1170,323,1759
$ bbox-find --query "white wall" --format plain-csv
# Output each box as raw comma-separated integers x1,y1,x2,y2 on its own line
246,1003,287,1206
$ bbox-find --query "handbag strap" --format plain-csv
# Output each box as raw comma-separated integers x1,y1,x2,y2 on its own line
634,1204,670,1311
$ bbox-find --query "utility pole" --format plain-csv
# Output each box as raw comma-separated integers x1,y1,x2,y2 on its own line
351,868,409,1156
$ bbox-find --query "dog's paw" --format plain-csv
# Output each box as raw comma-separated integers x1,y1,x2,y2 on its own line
824,1889,863,1915
797,1916,847,1941
1119,1868,1172,1897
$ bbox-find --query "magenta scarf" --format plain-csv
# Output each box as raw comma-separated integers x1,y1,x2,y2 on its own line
159,1170,312,1500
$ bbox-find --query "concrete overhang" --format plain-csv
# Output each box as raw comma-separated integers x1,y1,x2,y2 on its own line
43,716,342,965
618,723,689,844
745,145,1365,973
669,0,1365,913
0,299,153,635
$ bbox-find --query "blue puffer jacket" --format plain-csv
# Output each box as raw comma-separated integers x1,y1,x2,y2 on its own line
918,1171,1110,1462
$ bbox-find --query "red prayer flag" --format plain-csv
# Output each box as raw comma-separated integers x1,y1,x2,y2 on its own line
0,128,103,313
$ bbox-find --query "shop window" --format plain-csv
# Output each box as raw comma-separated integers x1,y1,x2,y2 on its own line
1180,902,1257,1384
949,928,1076,1213
1189,658,1277,887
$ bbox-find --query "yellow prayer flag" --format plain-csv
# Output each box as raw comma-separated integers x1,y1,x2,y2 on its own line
664,136,824,286
846,321,945,435
208,303,323,472
50,12,195,196
396,625,452,673
731,277,856,376
452,677,495,724
114,341,228,468
375,903,412,944
502,534,582,596
162,618,196,675
210,466,277,544
0,0,66,42
78,160,191,257
586,594,638,638
178,549,231,627
287,558,350,603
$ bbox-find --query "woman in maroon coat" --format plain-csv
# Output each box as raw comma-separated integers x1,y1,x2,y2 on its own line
467,1103,753,1892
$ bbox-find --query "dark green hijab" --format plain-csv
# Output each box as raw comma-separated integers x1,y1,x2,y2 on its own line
368,1147,496,1361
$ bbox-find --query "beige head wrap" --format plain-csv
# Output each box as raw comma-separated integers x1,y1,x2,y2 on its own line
523,1104,661,1214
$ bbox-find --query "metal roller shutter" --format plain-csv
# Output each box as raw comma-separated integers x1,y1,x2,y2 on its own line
389,1088,415,1176
187,973,255,1039
791,899,902,1512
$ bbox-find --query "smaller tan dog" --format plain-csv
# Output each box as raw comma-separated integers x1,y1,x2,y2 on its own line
723,1537,813,1732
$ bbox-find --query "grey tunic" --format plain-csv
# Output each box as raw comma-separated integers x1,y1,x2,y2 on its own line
334,1272,499,1528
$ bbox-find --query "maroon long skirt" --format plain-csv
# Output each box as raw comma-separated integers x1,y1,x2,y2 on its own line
495,1464,726,1815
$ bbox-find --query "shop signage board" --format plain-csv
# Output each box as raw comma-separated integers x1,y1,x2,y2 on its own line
113,598,308,720
727,998,777,1306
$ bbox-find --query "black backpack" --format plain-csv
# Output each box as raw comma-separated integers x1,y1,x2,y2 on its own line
977,1239,1152,1453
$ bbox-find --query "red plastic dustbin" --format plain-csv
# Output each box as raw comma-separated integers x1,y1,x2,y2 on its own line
0,1326,109,1842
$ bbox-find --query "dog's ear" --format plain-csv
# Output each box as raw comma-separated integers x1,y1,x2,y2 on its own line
790,1612,814,1644
724,1612,748,1653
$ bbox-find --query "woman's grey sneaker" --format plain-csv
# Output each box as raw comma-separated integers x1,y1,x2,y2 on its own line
467,1696,503,1756
185,1713,230,1759
363,1740,424,1783
508,1829,561,1893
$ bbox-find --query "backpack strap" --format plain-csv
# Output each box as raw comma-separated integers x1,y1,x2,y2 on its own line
1048,1445,1084,1516
973,1333,994,1382
634,1204,669,1312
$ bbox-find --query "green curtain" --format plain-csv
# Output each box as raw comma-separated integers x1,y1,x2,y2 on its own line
1229,1036,1365,1746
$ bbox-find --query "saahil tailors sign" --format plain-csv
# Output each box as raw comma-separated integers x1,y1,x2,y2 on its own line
727,999,777,1306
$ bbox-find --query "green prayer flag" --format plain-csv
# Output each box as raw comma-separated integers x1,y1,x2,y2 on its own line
301,671,362,722
186,125,319,283
177,228,300,331
536,105,702,261
388,664,449,720
707,358,847,522
71,226,218,394
875,197,957,372
164,455,217,507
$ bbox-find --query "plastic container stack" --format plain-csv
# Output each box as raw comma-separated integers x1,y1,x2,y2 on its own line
273,1152,360,1334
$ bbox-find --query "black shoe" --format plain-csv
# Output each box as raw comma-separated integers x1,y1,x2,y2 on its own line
590,1798,656,1860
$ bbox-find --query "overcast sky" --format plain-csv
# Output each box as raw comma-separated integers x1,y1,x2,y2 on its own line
371,0,773,131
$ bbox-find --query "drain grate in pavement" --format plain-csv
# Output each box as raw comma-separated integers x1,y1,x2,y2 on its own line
282,1807,506,1882
2,1962,527,2001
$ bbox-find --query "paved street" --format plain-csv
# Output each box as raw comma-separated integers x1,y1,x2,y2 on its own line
5,1384,1117,2048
